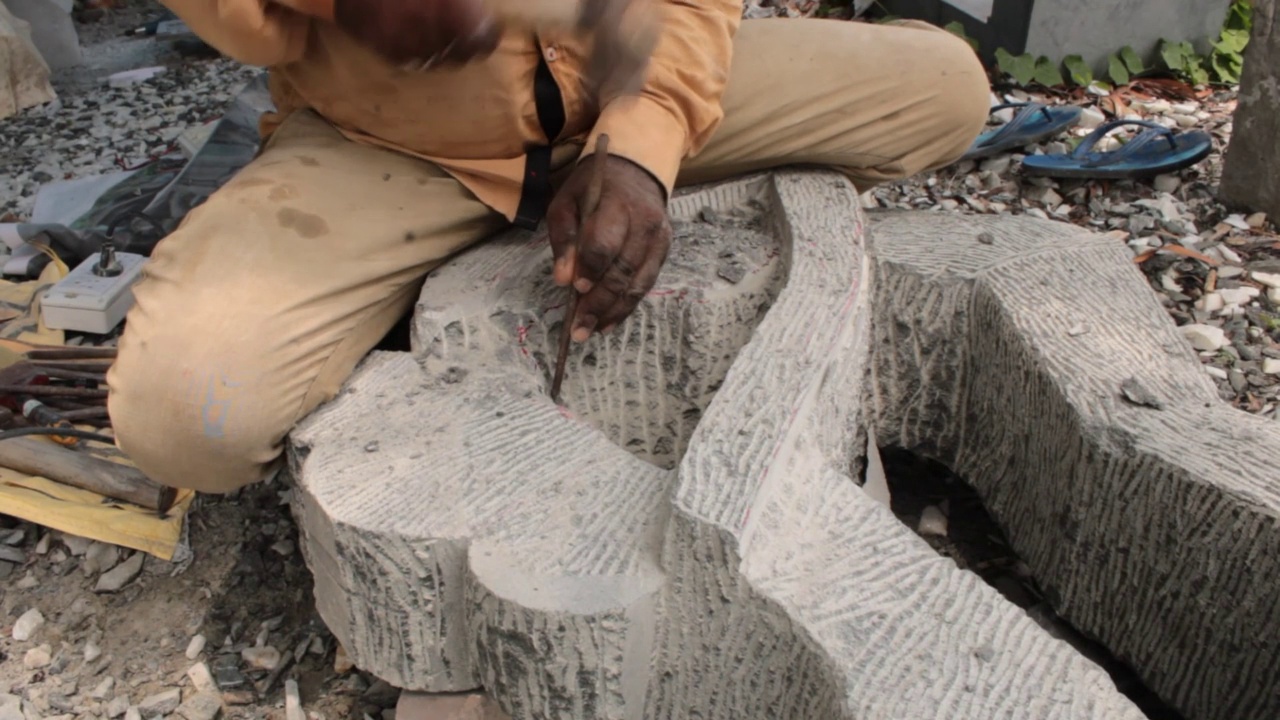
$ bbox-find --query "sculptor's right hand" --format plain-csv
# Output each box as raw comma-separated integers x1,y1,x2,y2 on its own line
334,0,502,68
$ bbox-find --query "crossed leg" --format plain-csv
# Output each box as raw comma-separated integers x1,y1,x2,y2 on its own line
107,17,987,493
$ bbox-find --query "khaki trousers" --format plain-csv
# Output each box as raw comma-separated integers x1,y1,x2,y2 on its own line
106,18,988,493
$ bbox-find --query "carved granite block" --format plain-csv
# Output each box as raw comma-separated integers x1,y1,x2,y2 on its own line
290,172,1148,719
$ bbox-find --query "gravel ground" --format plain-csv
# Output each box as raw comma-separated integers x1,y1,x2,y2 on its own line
0,2,1275,719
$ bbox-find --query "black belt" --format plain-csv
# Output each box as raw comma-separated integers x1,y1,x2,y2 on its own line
513,54,567,230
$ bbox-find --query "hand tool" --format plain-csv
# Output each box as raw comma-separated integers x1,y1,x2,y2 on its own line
550,133,610,403
0,435,176,512
481,0,658,103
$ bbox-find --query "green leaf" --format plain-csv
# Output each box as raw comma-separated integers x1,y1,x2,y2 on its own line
1033,56,1065,87
1212,52,1242,83
996,48,1037,86
1063,54,1093,86
944,20,979,52
1119,45,1144,75
1108,54,1131,85
1190,63,1211,86
1226,0,1253,32
1215,27,1250,53
1159,39,1195,72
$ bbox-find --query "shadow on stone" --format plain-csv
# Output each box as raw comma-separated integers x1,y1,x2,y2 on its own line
881,446,1188,720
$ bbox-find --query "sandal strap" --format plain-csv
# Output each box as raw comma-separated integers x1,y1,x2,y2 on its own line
1072,118,1178,162
975,102,1052,148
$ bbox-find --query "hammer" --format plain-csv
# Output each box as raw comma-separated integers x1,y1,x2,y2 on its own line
481,0,658,103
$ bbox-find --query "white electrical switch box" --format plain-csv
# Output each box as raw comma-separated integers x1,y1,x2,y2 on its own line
42,250,148,334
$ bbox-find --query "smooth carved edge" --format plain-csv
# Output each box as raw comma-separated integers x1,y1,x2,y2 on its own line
288,171,1149,720
867,210,1280,720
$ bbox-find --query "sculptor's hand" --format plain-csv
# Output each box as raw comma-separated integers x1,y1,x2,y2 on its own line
334,0,501,68
547,155,672,342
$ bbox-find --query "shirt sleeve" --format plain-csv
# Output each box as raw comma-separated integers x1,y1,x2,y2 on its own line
583,0,741,199
158,0,333,67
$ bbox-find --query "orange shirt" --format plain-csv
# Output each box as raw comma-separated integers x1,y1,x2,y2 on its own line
159,0,741,223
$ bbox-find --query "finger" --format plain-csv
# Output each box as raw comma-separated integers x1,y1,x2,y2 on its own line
594,216,670,331
575,197,629,294
575,213,648,339
546,189,581,287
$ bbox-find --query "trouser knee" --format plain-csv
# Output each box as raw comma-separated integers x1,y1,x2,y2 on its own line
108,343,289,494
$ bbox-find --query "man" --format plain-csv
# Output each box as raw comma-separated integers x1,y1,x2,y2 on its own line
105,0,989,493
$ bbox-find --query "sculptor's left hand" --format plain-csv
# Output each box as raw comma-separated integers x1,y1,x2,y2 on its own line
547,155,672,342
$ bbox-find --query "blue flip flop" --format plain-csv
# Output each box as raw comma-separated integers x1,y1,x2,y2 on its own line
960,102,1083,161
1021,119,1213,179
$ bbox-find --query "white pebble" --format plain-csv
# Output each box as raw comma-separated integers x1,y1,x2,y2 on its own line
1079,106,1106,129
1269,287,1280,304
12,608,44,641
285,679,306,720
1197,292,1225,313
1181,324,1228,351
1251,271,1280,289
1170,114,1199,128
1218,245,1243,264
917,506,948,537
1153,174,1181,194
23,644,52,669
1247,212,1268,229
185,634,207,660
1224,214,1252,230
242,645,282,671
1205,366,1229,380
1265,359,1280,375
84,640,102,663
1218,287,1260,306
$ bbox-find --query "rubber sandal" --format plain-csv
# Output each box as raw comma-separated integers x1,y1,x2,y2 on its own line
960,102,1083,161
1020,119,1213,179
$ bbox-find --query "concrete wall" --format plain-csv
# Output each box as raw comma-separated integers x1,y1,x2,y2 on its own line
886,0,1229,74
1024,0,1228,74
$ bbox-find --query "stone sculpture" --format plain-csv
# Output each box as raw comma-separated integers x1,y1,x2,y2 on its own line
290,170,1278,719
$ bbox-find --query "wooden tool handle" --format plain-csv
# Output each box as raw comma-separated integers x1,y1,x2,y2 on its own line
0,436,176,512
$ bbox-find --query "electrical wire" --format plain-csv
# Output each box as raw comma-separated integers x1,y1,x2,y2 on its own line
0,427,116,444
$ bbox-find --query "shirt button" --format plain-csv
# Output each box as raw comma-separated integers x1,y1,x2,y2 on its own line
545,46,559,62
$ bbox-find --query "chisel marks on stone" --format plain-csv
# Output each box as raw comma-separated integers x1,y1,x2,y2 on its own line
868,210,1280,720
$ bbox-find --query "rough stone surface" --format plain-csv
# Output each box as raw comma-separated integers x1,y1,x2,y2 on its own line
174,691,221,720
2,0,80,69
0,0,54,119
137,688,181,718
94,550,143,592
866,210,1280,720
290,171,1145,719
0,694,21,720
11,607,43,640
1221,0,1279,217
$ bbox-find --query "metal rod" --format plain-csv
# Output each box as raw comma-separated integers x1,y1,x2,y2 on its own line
0,384,107,399
30,360,114,373
25,347,117,361
551,134,610,403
